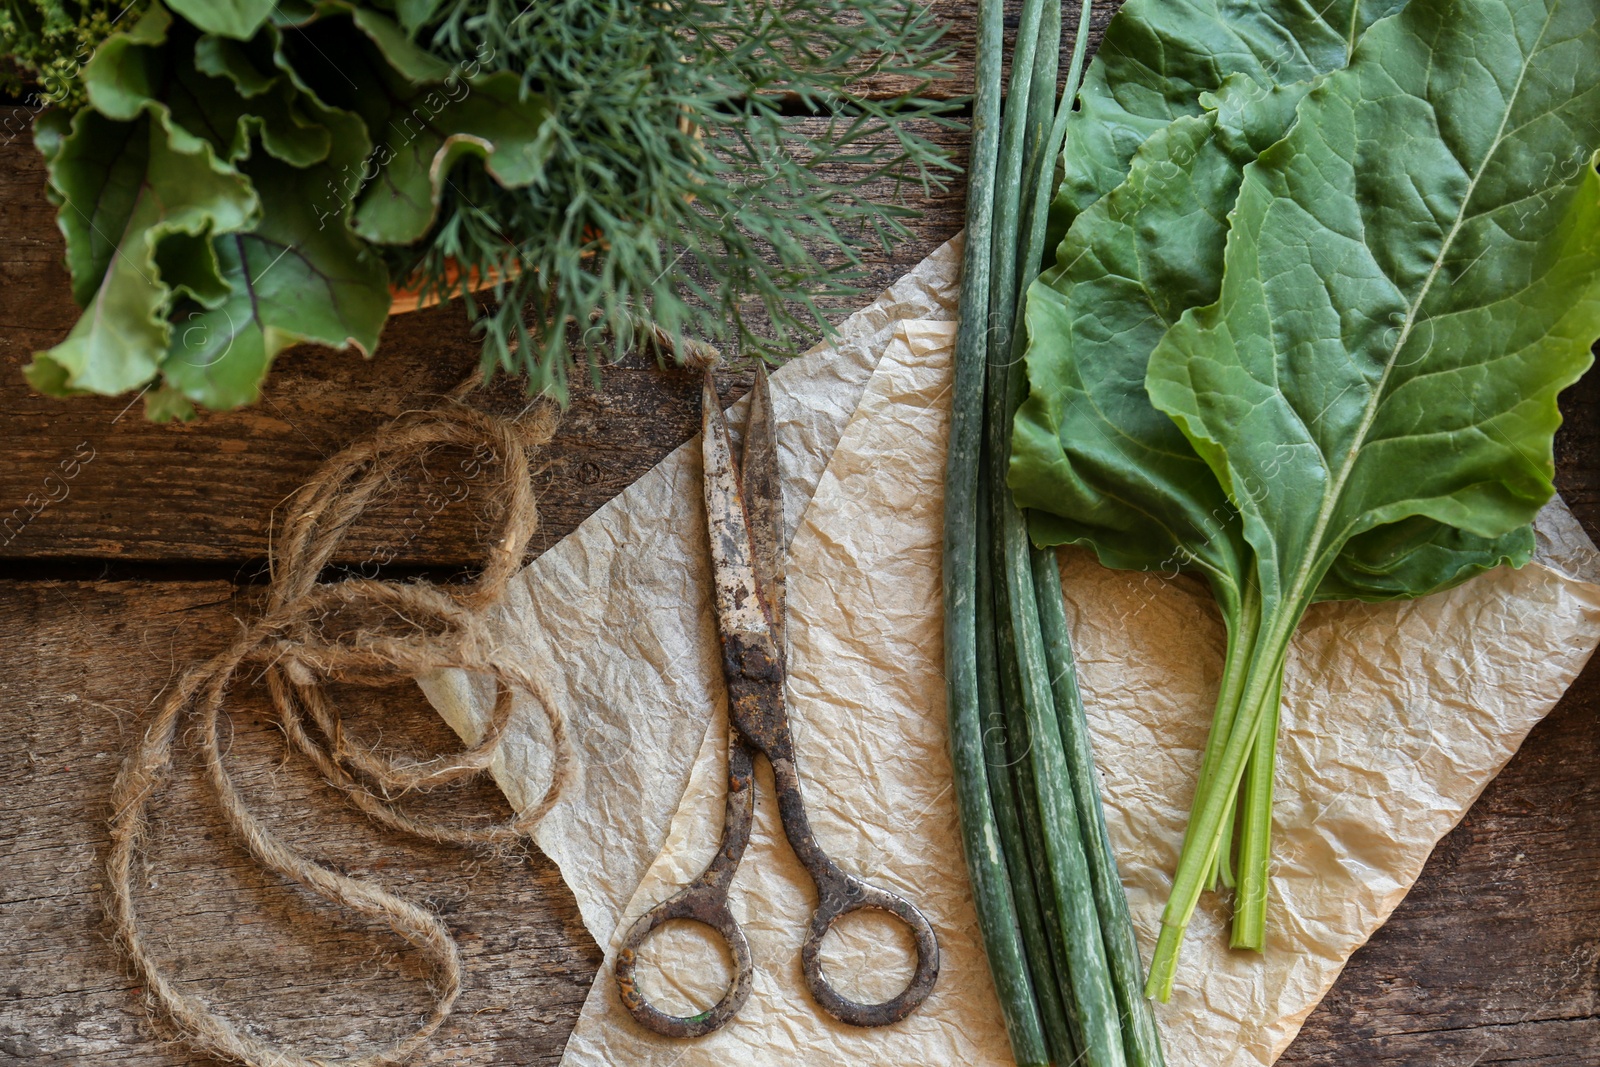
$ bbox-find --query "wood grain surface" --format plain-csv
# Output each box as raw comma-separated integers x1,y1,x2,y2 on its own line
0,581,598,1065
2,2,1598,1064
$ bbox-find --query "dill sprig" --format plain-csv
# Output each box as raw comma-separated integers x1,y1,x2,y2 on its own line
397,0,961,399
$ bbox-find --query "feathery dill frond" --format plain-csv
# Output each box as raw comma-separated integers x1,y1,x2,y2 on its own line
394,0,961,399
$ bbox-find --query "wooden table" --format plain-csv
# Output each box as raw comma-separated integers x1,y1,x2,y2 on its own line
2,4,1597,1063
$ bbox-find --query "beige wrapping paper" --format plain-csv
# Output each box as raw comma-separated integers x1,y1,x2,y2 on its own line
420,240,962,948
426,239,1600,1065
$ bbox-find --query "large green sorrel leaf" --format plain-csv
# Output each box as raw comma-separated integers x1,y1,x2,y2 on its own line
1049,0,1406,245
1142,0,1600,995
1323,518,1534,601
1148,0,1600,621
1015,77,1305,605
1019,0,1486,606
1014,4,1534,945
1016,7,1534,602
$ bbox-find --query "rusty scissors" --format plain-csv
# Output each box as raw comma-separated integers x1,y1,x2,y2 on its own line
613,367,940,1038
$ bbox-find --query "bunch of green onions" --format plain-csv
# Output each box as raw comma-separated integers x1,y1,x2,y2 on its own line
941,1,1165,1063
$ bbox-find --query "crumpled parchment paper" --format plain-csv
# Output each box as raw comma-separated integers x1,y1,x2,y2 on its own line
420,239,962,948
425,237,1600,1066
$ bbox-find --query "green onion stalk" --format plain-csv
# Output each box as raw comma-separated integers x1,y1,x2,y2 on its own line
943,0,1167,1063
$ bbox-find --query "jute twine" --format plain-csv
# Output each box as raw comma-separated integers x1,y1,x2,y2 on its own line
106,383,568,1067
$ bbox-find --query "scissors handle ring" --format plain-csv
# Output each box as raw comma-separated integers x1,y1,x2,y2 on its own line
800,873,941,1027
615,890,753,1039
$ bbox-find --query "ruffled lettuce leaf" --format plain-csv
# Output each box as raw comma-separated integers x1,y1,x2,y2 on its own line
276,6,553,244
165,0,277,40
28,0,552,417
86,5,334,168
159,152,389,412
26,105,259,398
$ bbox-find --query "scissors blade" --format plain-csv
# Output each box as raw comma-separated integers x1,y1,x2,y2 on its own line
702,371,774,641
739,365,785,656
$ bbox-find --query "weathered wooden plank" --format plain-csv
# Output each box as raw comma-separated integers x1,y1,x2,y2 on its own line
1280,677,1600,1063
1554,363,1600,536
852,0,1122,100
0,580,599,1065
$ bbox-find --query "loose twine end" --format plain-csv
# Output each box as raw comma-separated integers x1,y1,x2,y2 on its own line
106,388,568,1067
